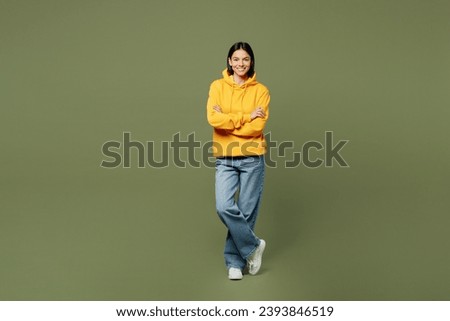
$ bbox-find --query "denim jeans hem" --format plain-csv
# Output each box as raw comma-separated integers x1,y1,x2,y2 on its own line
226,265,243,271
244,239,261,260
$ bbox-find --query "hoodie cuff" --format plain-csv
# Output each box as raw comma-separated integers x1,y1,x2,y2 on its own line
243,114,252,123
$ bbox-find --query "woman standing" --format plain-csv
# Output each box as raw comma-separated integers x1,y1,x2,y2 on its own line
206,42,270,280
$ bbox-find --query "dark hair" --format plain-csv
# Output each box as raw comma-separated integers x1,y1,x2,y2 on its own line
226,42,255,77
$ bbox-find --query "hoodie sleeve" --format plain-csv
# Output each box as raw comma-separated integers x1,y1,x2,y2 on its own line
227,89,270,137
207,81,251,130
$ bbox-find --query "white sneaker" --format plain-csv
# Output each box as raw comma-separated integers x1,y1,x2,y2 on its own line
228,268,243,280
247,239,266,275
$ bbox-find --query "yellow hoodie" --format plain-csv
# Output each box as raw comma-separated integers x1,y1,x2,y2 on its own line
207,69,270,157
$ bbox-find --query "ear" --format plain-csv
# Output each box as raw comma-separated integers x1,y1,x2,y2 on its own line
228,57,232,66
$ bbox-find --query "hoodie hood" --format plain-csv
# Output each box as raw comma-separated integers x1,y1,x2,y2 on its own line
222,69,258,88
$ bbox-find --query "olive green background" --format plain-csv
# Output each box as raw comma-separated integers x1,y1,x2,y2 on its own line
1,0,449,300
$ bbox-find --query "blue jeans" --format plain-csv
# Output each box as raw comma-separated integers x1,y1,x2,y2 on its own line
215,155,265,270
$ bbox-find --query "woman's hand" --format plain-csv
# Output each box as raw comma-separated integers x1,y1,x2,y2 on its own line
213,105,223,113
250,106,265,120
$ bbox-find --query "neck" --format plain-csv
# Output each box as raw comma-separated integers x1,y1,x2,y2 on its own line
233,73,248,85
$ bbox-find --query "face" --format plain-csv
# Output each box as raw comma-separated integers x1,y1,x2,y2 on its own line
228,49,252,78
